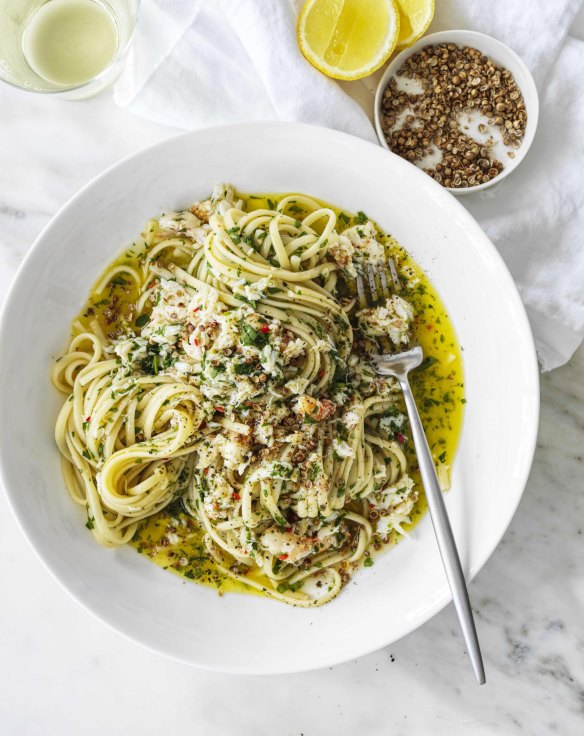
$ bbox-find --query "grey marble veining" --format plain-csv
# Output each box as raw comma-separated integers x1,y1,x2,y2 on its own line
0,78,583,736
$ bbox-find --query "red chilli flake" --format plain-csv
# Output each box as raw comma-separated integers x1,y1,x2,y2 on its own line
85,416,91,422
396,432,406,445
260,325,270,334
232,492,241,500
203,467,209,475
215,405,225,413
278,554,289,561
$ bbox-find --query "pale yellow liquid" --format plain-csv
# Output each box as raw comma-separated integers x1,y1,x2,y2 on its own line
22,0,118,86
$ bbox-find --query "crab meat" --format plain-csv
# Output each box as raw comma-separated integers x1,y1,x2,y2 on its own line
343,222,385,264
260,528,334,564
357,295,414,345
328,233,355,273
202,471,237,521
294,396,336,421
158,210,203,239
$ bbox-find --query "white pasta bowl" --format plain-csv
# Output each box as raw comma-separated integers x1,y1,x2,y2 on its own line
0,122,539,674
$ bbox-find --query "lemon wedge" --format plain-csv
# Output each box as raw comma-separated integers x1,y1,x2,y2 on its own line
297,0,400,80
394,0,434,50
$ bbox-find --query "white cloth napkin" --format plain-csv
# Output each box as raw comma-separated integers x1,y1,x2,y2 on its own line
114,0,375,141
115,0,584,370
428,0,584,370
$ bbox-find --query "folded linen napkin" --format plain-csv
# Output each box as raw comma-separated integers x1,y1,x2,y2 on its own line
114,0,376,141
114,0,584,370
428,0,584,370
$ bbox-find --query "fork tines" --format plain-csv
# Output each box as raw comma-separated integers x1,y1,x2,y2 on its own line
355,258,400,309
387,258,401,292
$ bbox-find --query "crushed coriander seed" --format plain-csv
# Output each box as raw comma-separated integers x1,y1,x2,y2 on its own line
380,43,527,189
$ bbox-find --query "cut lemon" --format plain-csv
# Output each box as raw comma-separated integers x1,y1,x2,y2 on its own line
297,0,400,80
394,0,434,50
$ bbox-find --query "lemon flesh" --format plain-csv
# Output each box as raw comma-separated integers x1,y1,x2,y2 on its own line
395,0,434,49
298,0,400,80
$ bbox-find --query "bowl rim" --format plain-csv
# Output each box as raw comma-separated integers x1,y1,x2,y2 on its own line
373,29,540,195
0,121,540,672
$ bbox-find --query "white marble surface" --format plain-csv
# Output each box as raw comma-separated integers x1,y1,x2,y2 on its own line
1,49,584,736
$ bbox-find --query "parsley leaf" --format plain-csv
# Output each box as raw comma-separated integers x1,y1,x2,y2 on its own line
309,463,321,482
208,363,226,378
239,321,267,348
227,226,241,244
234,362,253,375
85,504,95,530
419,355,438,372
234,293,258,308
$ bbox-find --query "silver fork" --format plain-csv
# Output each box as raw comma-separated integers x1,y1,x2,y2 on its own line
357,261,486,686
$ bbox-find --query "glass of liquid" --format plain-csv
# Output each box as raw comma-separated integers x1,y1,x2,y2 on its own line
0,0,139,99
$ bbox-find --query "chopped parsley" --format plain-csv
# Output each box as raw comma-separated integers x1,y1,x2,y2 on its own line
239,321,268,348
419,355,438,372
233,362,254,375
208,363,226,378
85,504,95,530
309,463,321,482
277,581,303,593
234,293,258,308
227,226,242,243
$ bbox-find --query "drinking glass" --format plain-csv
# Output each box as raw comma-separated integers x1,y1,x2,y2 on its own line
0,0,140,99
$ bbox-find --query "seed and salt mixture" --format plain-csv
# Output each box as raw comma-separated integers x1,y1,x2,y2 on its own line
380,43,528,189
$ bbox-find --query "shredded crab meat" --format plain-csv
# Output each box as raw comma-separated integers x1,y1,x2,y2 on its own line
357,295,414,345
259,527,336,564
158,210,204,241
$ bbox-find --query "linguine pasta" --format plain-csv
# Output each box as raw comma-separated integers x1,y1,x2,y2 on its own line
52,184,455,606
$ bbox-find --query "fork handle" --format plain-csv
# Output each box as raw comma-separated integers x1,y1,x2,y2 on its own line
398,374,486,685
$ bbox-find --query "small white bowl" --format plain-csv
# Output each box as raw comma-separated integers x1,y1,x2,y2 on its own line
374,30,539,195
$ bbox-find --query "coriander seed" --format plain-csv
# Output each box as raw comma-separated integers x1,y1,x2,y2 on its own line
380,43,527,189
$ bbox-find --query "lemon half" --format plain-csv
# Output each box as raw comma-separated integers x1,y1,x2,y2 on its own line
395,0,434,50
297,0,400,81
